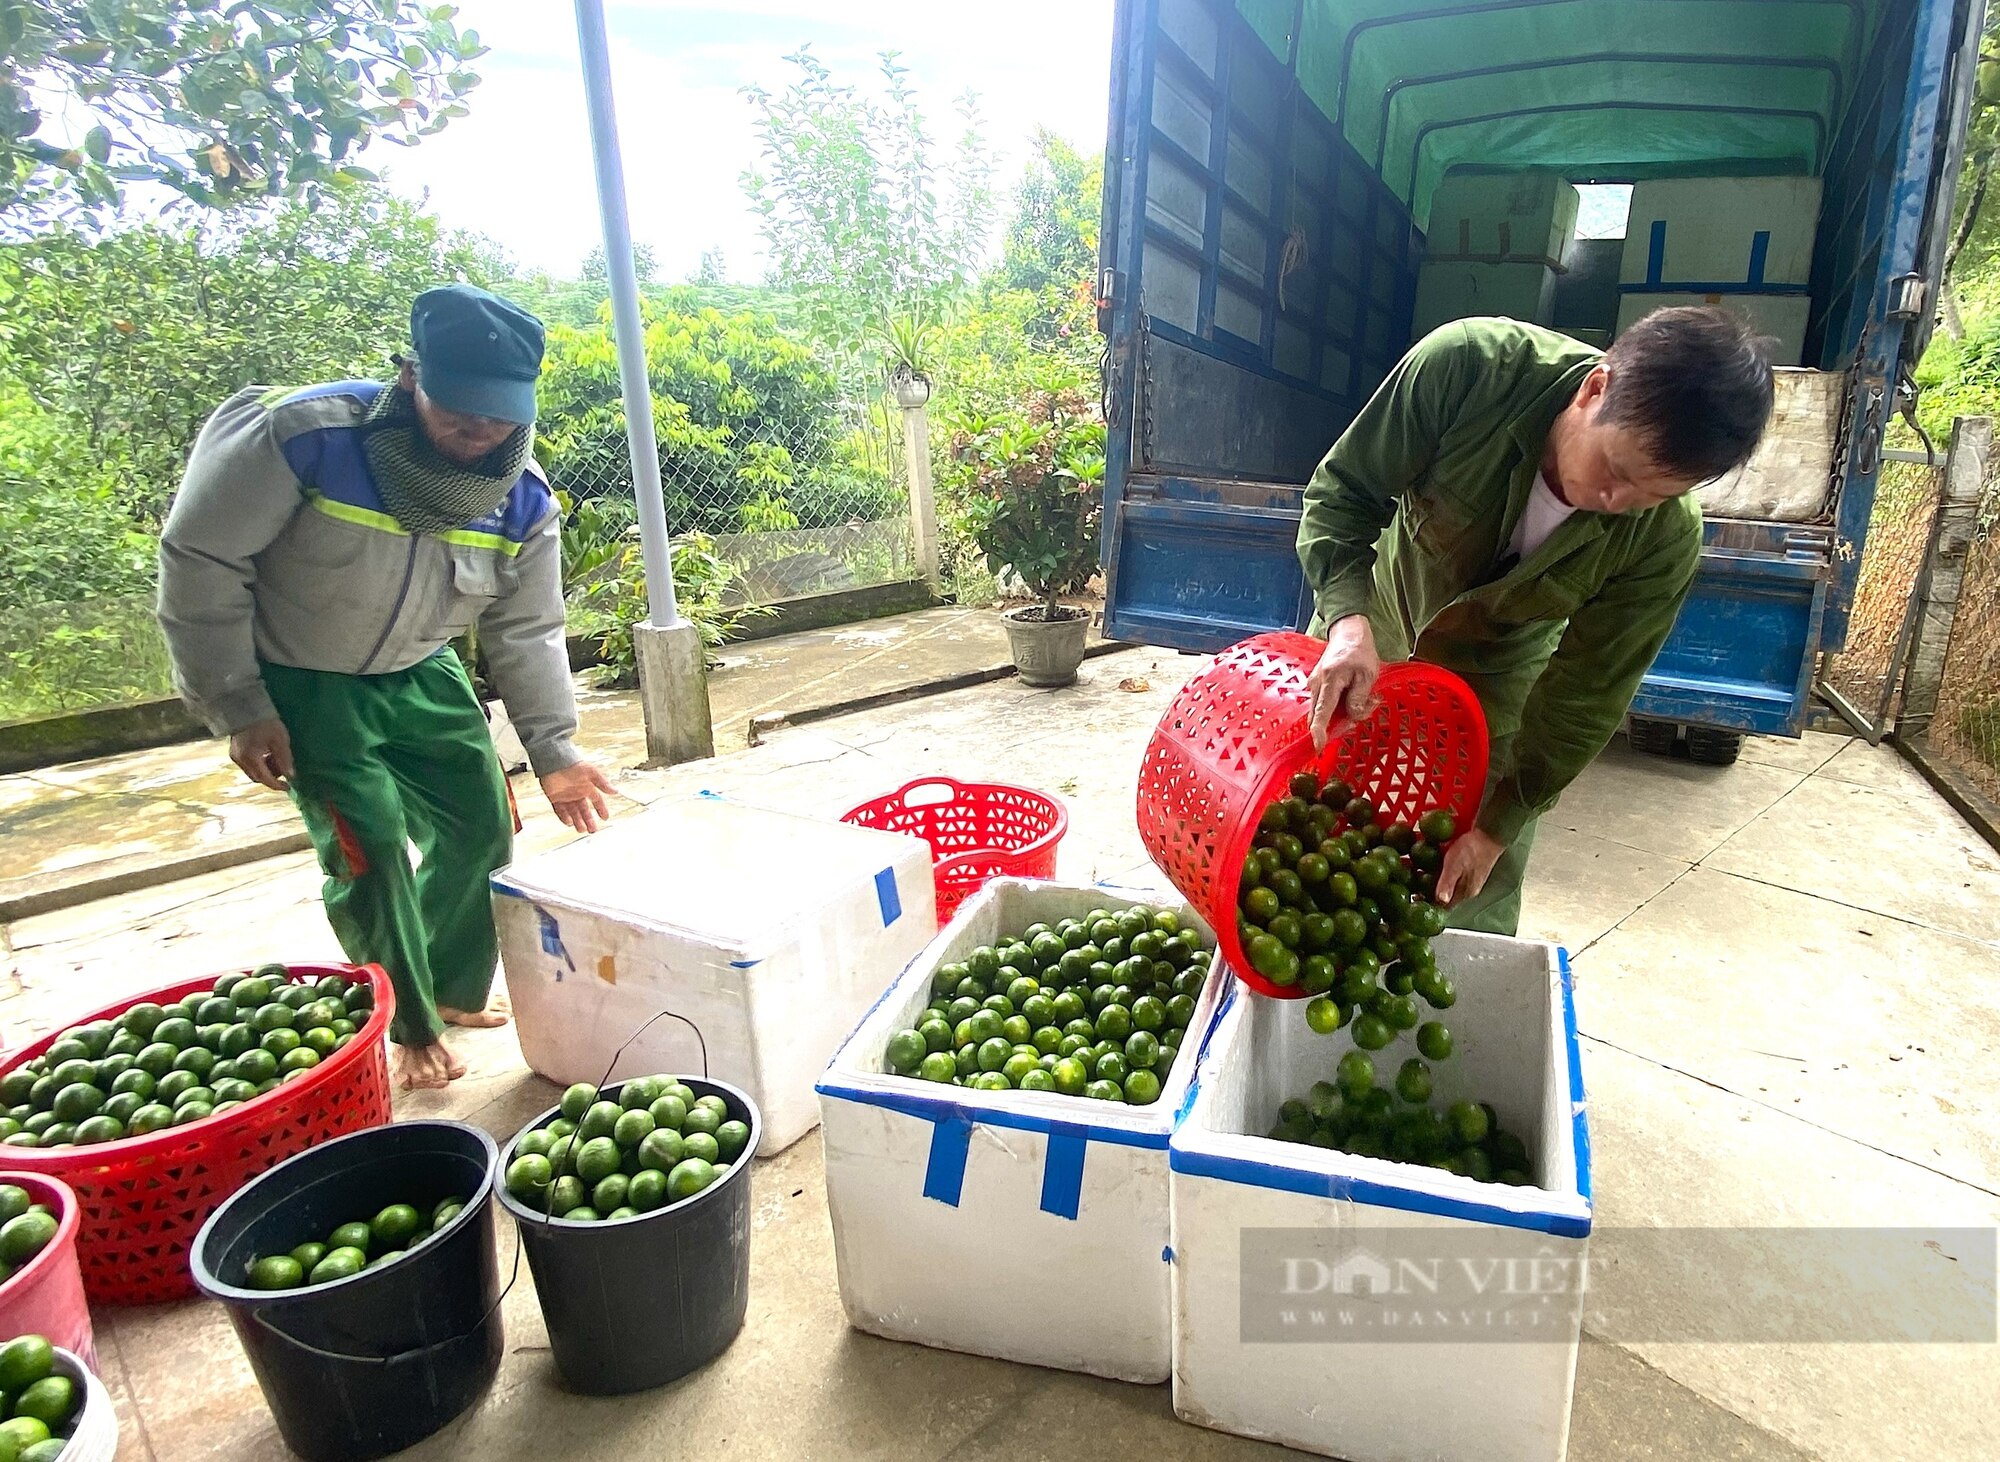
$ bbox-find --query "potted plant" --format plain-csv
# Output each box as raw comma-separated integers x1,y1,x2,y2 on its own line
959,387,1104,687
878,307,939,411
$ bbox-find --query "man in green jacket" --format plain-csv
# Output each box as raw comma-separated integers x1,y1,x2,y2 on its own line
1298,308,1773,935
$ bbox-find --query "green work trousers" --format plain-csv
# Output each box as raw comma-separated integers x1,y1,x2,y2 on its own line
262,653,513,1046
1440,815,1539,937
1437,733,1539,938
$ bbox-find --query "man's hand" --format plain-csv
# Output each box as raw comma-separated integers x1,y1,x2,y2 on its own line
1307,615,1383,749
1436,827,1504,906
229,718,294,791
541,761,617,833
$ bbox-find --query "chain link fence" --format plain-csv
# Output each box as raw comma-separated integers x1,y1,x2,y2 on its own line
1920,461,2000,808
1822,454,1946,733
0,383,918,728
544,373,916,622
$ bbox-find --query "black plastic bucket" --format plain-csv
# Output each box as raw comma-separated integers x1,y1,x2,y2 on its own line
191,1120,503,1462
498,1074,757,1394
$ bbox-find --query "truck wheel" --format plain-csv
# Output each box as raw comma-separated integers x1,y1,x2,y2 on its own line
1686,728,1745,766
1627,717,1678,757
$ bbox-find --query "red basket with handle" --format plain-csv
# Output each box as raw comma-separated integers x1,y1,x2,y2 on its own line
0,962,395,1304
842,776,1068,922
1136,632,1488,998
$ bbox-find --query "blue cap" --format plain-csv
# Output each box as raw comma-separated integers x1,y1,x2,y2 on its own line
409,284,545,425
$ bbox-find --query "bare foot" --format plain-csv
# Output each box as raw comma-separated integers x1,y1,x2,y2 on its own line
438,993,511,1029
392,1041,465,1090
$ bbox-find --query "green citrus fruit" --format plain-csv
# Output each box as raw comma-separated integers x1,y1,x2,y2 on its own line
249,1255,305,1291
309,1248,366,1284
370,1204,422,1248
666,1157,716,1202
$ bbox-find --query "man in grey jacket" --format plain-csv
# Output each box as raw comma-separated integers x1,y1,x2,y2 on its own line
157,284,616,1090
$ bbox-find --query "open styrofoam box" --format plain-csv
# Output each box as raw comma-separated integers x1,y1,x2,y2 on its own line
1170,930,1591,1462
491,795,937,1156
816,877,1236,1383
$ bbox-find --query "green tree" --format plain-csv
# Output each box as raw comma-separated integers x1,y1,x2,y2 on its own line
1,1,485,230
741,48,994,367
0,186,492,523
534,291,893,535
997,128,1102,297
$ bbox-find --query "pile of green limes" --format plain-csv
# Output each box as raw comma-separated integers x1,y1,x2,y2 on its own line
0,964,372,1149
1266,1076,1537,1185
0,1334,83,1462
245,1197,465,1290
0,1186,57,1283
505,1078,749,1223
1238,772,1459,1059
880,903,1211,1104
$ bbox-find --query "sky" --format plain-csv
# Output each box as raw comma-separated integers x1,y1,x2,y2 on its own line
375,0,1118,281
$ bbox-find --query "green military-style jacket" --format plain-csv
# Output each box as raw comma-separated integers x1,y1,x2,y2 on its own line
1298,317,1702,845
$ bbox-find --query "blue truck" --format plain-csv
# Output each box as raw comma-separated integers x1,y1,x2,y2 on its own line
1095,0,1983,762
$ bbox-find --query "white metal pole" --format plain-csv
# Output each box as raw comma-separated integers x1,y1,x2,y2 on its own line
573,0,681,627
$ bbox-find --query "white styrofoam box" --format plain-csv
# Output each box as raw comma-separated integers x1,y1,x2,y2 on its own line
1413,260,1557,337
491,795,937,1156
1426,172,1578,262
1697,367,1845,522
816,878,1236,1383
1619,175,1822,289
1615,290,1809,365
1170,931,1590,1462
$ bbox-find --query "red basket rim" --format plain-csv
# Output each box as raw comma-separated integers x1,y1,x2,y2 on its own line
0,963,396,1168
0,1169,80,1301
844,776,1070,867
1211,661,1489,999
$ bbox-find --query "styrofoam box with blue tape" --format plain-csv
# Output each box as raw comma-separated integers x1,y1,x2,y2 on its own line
816,878,1236,1383
491,795,937,1157
1170,931,1591,1462
1619,175,1822,290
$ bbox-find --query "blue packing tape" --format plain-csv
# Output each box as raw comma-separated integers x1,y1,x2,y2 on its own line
1559,947,1594,1208
922,1110,972,1206
814,1079,1170,1151
875,866,902,926
1039,1124,1089,1219
1168,1144,1591,1238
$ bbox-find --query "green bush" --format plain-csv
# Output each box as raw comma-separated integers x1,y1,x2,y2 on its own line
0,189,493,528
951,382,1105,616
555,491,771,684
534,293,895,535
0,389,154,614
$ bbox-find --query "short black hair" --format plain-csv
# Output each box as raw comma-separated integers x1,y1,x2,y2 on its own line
1599,306,1776,481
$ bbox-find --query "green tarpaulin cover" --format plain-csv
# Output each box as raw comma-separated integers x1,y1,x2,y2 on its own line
1236,0,1884,227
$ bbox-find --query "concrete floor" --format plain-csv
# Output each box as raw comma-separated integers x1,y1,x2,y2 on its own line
0,604,1111,893
3,647,1997,1461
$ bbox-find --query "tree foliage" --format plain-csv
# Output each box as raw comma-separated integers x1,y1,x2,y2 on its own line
0,186,491,526
534,289,896,536
1,0,485,231
997,128,1102,298
742,48,994,366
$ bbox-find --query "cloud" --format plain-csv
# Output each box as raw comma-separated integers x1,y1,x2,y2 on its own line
379,0,1114,278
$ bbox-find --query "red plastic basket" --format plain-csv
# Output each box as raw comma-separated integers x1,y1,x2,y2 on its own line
0,1172,94,1368
1136,632,1488,999
842,776,1069,922
0,962,395,1304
